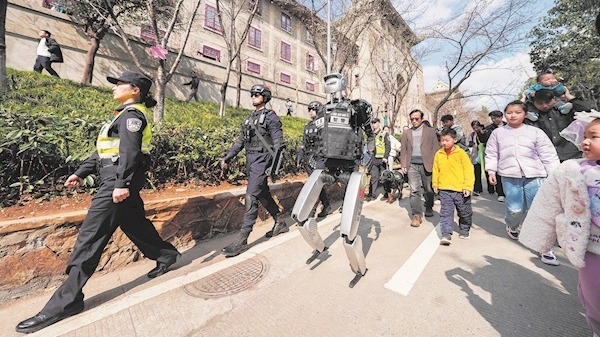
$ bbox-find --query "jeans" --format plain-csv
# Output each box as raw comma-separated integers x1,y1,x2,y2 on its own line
438,190,472,235
502,176,545,229
408,163,434,216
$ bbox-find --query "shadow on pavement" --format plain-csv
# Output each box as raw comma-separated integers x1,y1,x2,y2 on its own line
446,255,591,337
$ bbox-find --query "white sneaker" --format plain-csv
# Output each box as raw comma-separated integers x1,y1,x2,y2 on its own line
541,251,560,266
497,196,505,202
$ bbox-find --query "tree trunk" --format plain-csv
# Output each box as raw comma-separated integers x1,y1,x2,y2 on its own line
0,0,8,98
219,63,233,117
235,57,242,108
154,67,166,122
81,37,100,84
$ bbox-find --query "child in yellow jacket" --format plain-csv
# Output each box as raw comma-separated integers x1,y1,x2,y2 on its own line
432,128,475,245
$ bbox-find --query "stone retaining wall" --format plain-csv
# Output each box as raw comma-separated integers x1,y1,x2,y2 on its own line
0,181,343,304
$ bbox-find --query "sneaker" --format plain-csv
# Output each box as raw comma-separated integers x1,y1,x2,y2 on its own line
434,199,441,205
526,111,539,121
424,208,434,217
440,234,452,245
505,226,519,240
558,102,573,115
459,231,470,239
497,196,505,202
541,251,560,266
380,193,388,201
410,215,422,227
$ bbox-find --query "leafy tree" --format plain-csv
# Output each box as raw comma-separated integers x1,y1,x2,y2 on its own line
529,0,600,109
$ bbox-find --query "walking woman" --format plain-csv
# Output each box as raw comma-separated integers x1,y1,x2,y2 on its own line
16,72,180,334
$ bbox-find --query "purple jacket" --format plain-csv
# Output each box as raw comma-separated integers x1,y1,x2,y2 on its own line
484,124,559,178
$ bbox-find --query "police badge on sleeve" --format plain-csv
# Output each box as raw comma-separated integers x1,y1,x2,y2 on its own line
126,118,143,132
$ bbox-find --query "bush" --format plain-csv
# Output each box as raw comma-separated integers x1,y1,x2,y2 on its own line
0,69,305,207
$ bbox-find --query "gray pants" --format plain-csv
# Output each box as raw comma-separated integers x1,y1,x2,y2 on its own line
408,163,434,216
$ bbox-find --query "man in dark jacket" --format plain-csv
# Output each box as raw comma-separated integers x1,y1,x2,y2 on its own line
183,71,201,101
33,30,63,77
525,88,592,162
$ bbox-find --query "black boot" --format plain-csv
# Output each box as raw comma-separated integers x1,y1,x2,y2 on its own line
266,213,289,238
222,231,250,256
317,204,331,218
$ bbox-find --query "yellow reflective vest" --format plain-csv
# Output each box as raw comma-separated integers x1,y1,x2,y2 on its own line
96,103,152,159
375,132,385,159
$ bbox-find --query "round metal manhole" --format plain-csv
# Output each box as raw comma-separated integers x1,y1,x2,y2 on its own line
184,255,269,299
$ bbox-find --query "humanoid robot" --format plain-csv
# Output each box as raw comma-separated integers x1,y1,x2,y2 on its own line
291,73,374,287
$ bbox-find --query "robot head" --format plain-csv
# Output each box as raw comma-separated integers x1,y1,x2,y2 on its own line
250,84,272,103
308,101,322,112
323,73,346,94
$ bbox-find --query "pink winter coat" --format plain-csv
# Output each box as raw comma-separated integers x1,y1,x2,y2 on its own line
484,124,559,178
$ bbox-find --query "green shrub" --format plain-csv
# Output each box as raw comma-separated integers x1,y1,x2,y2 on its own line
0,69,305,207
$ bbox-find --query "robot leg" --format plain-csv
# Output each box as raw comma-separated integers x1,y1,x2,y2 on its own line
292,169,326,252
340,171,367,276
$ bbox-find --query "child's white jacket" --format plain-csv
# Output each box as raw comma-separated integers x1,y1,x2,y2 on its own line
519,159,591,268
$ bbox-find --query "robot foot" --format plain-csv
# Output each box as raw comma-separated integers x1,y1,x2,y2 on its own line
349,269,368,288
306,246,329,264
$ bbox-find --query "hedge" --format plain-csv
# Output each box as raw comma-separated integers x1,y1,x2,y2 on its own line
0,69,304,207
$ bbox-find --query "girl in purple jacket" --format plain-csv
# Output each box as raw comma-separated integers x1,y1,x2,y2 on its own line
485,100,560,265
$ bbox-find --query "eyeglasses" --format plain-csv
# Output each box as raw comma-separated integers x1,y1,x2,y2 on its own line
410,117,421,121
250,93,261,97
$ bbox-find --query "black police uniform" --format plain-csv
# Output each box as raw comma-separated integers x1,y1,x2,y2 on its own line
297,117,330,210
223,108,284,233
38,104,179,318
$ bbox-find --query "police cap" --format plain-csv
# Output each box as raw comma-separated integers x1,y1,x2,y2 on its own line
107,72,152,97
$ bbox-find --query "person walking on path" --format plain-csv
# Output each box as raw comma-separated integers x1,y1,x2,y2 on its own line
33,30,62,77
400,109,440,226
432,128,474,245
183,71,201,102
285,98,293,116
220,84,287,257
297,101,331,218
478,110,506,201
469,120,485,196
15,72,181,334
366,117,390,202
484,100,560,264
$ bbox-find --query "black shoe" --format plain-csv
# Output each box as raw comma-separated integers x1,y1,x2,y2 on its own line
16,304,84,333
424,208,434,217
147,253,180,279
380,193,388,201
222,233,249,256
266,214,289,238
317,205,332,218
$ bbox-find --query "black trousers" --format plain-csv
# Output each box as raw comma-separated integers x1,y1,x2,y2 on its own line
241,153,280,232
40,165,178,316
473,163,483,193
33,55,60,77
369,158,388,196
485,170,505,196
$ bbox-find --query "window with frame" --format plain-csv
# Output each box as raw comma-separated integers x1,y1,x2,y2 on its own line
306,81,316,92
306,53,318,72
281,13,292,32
280,42,291,62
201,45,221,62
248,0,262,16
305,30,314,45
248,27,261,49
280,72,291,84
247,61,261,74
205,5,222,32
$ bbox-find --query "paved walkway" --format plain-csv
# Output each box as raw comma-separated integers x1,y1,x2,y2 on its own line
0,191,592,337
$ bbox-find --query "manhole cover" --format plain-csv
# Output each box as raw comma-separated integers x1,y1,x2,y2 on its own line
184,255,269,298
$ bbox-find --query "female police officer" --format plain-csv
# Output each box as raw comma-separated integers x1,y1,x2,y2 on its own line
16,72,180,334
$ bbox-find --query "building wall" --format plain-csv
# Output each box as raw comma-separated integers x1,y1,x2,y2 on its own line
5,0,326,118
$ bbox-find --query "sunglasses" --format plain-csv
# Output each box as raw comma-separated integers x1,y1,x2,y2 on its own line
250,93,261,97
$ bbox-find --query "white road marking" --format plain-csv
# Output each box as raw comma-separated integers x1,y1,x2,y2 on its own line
384,225,441,296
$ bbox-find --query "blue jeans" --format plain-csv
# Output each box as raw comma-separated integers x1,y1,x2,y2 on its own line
501,176,545,229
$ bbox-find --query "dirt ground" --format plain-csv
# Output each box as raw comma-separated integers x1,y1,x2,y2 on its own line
0,181,244,222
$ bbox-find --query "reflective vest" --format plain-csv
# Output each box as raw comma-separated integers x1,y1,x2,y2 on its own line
375,132,385,158
96,104,152,159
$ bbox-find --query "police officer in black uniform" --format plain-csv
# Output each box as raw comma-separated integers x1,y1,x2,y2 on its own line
220,84,287,256
297,101,331,218
16,72,180,334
